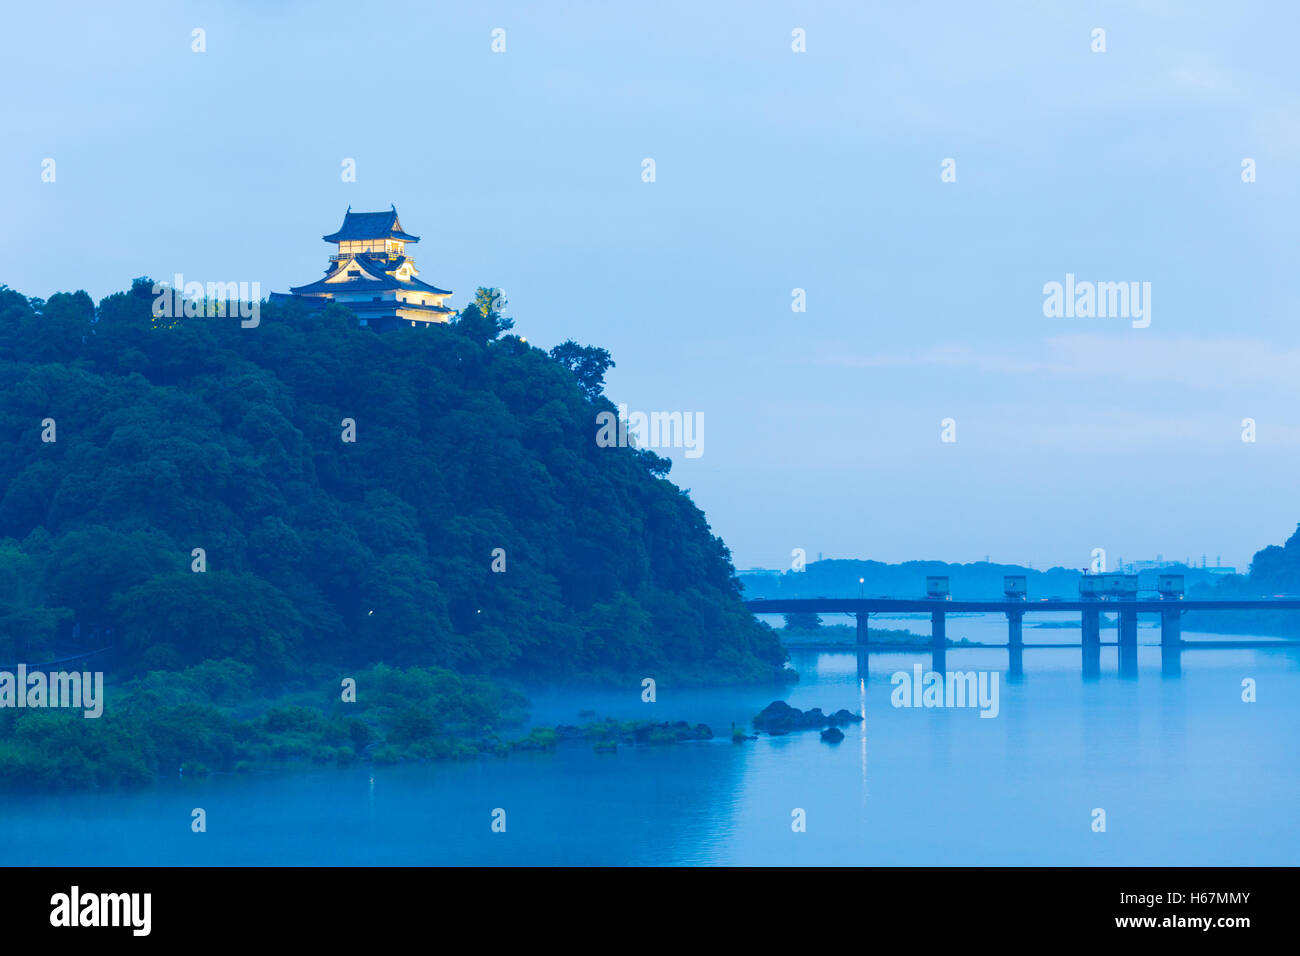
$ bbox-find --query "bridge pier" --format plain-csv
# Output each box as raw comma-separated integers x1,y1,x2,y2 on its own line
1008,644,1024,682
1161,643,1181,678
1081,608,1100,648
1118,609,1139,678
1160,608,1181,647
1006,609,1025,682
1119,646,1138,678
930,610,946,649
1118,609,1138,648
1081,607,1101,680
856,612,868,646
1006,609,1024,647
1160,607,1181,677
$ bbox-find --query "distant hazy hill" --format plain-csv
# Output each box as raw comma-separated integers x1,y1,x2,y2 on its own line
740,559,1238,603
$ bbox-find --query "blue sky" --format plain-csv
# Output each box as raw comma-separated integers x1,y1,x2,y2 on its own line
4,1,1299,571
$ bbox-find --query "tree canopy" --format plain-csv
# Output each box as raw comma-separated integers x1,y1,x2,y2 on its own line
0,281,784,684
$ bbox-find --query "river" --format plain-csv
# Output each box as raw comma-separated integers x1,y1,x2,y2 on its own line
2,615,1297,865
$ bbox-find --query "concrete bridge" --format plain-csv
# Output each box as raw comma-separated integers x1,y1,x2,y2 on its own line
742,575,1300,678
742,595,1300,648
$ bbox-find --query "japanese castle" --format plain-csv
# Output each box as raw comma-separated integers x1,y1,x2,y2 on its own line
274,206,454,331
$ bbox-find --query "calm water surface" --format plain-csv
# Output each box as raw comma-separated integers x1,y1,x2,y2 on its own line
2,618,1297,865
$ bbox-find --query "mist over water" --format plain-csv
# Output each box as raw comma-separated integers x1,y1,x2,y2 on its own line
4,618,1295,866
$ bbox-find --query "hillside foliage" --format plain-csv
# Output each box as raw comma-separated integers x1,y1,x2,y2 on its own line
0,280,784,684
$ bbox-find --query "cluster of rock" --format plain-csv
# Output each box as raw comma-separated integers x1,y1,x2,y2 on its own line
751,701,861,743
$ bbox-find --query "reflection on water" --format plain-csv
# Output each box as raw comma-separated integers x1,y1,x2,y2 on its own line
1,625,1297,865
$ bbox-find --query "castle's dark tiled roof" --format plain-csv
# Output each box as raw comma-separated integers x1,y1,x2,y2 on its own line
289,276,446,296
291,253,452,296
322,208,420,243
353,254,451,294
326,254,410,276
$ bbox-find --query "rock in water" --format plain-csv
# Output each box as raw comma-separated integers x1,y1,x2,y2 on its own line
752,701,862,735
820,726,845,743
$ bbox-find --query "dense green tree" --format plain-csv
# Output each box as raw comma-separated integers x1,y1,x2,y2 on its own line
454,286,515,344
0,278,784,686
112,570,303,672
548,340,615,400
0,539,71,661
783,612,822,631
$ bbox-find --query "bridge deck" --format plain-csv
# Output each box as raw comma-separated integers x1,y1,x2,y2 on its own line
743,598,1300,613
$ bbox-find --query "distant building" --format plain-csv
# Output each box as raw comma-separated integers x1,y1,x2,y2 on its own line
274,206,455,332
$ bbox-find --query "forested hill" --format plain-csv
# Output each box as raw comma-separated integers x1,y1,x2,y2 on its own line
0,280,784,684
1180,523,1300,635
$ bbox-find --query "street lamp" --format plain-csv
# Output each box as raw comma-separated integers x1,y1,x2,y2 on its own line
859,577,865,598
